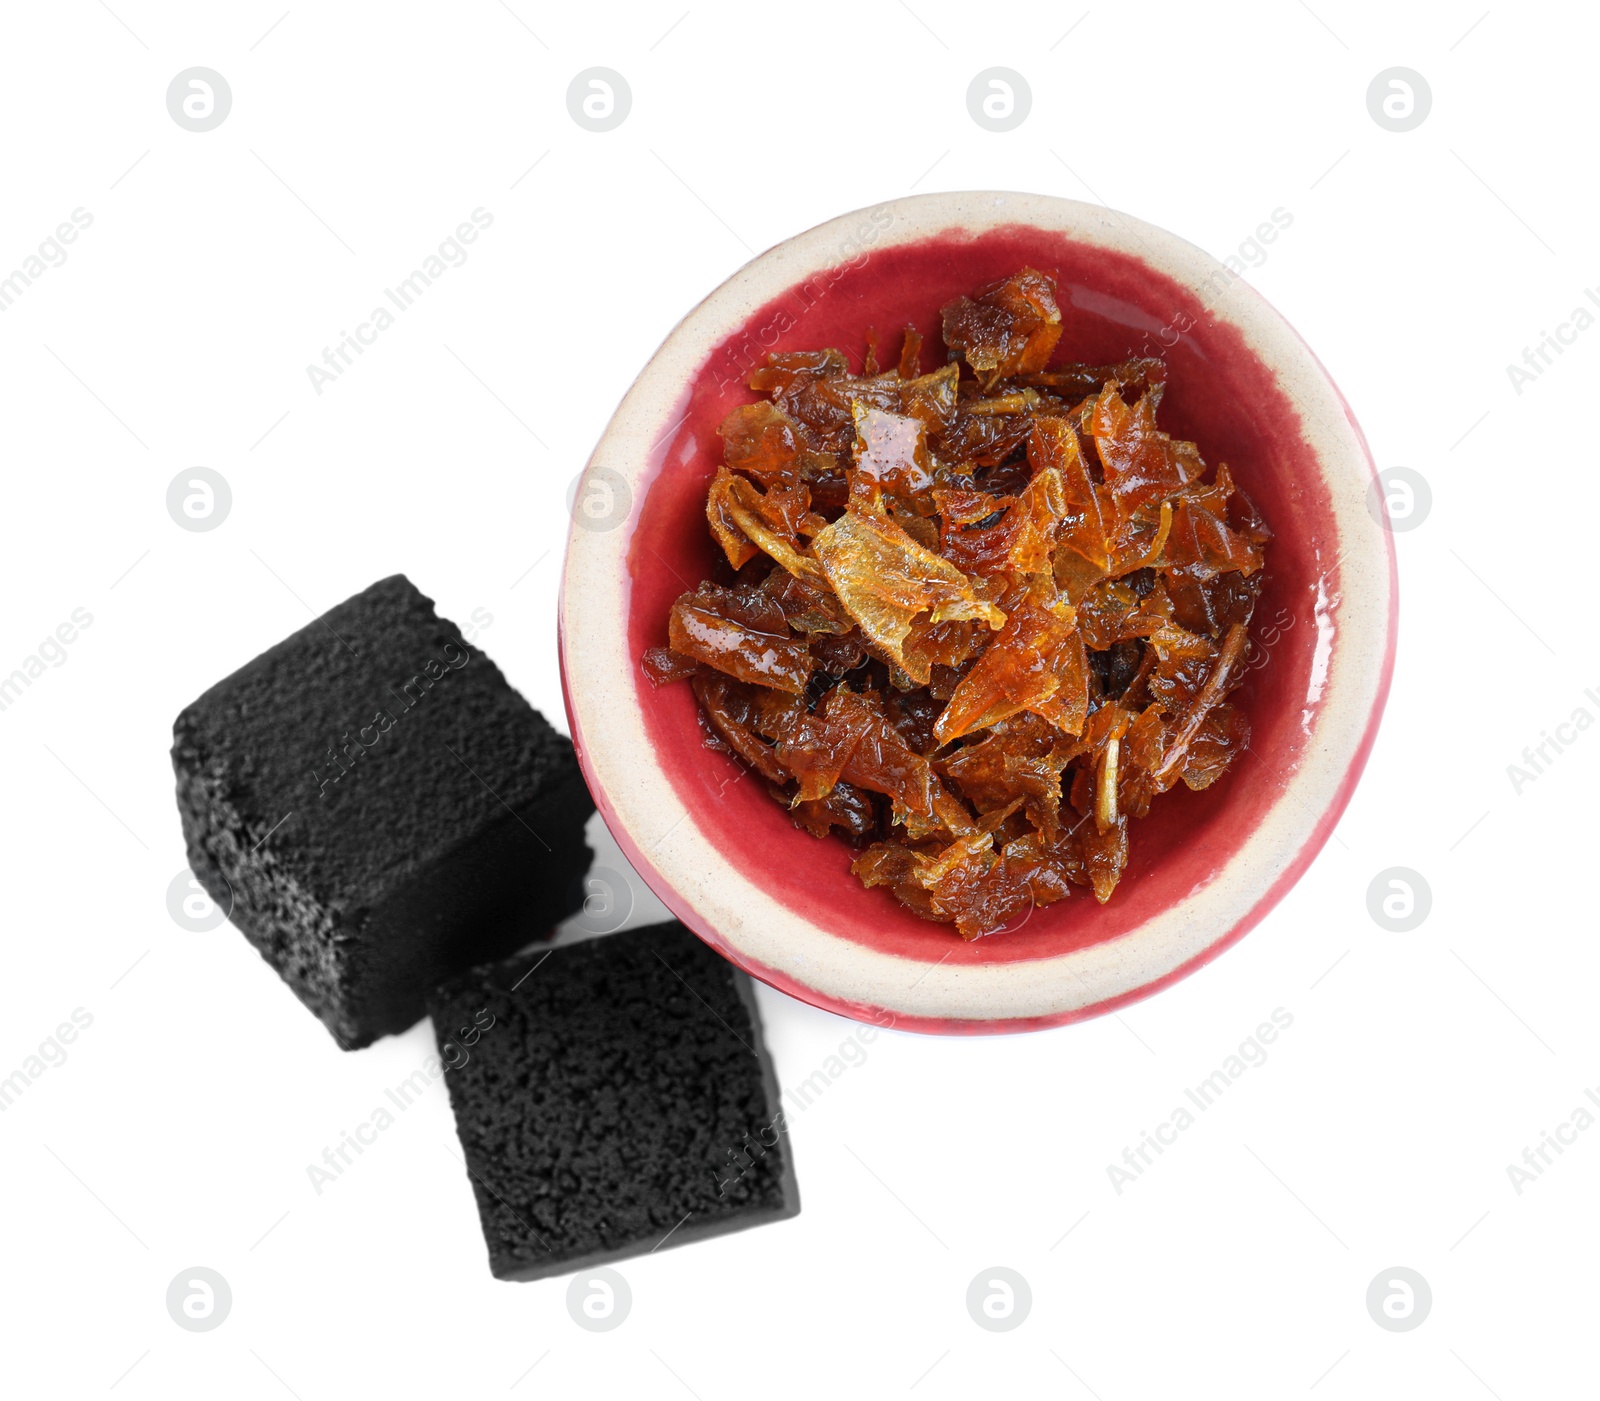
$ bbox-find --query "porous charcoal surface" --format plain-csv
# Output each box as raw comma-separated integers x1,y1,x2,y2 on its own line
429,921,798,1280
172,574,592,1047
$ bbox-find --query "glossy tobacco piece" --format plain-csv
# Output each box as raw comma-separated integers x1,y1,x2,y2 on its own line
644,267,1269,935
667,583,814,694
941,267,1064,388
812,505,1005,683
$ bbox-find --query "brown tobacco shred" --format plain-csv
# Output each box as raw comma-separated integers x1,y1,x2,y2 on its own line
645,267,1269,938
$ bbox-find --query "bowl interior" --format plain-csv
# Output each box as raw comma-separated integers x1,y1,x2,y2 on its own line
623,223,1336,969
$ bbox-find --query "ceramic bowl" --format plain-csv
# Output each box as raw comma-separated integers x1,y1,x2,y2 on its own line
560,190,1395,1034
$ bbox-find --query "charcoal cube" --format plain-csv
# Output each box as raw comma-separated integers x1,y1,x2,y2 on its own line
428,921,799,1280
172,574,592,1049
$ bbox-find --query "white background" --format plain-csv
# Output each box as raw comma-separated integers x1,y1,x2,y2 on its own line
2,1,1595,1396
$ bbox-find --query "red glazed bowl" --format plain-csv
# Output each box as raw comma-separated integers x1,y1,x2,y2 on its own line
560,191,1395,1034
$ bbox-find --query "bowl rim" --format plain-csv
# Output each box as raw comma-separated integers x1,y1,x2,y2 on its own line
559,189,1396,1034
